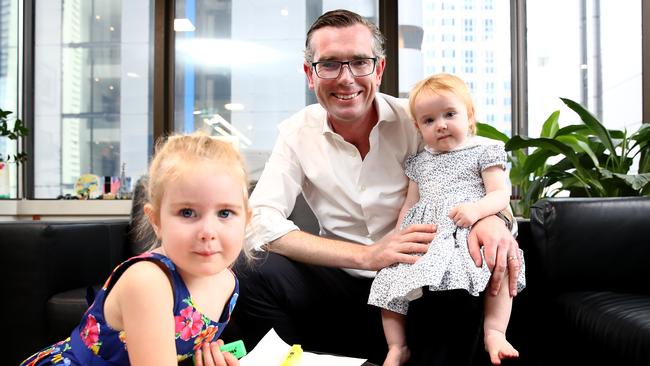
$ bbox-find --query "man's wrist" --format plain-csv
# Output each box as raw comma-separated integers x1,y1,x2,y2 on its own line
495,210,514,231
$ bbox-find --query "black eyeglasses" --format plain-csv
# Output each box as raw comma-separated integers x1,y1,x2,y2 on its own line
311,57,378,79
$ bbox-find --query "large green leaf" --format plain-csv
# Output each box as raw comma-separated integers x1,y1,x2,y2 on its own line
601,170,650,191
476,122,509,143
561,98,617,159
555,124,590,136
540,110,560,138
506,136,583,170
555,135,599,168
521,149,553,176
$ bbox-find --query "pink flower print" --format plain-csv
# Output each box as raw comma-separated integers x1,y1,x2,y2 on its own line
81,314,101,354
193,325,218,350
175,306,204,341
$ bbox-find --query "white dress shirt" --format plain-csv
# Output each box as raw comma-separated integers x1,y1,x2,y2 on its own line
246,93,421,277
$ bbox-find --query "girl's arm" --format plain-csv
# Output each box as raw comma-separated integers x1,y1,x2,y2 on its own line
449,166,510,227
105,261,178,366
395,180,420,231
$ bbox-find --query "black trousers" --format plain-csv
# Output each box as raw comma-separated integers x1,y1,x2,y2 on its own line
225,252,485,366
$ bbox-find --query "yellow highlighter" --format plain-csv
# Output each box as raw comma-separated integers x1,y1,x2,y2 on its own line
280,344,303,366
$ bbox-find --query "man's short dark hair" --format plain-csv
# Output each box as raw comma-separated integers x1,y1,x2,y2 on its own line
304,9,386,63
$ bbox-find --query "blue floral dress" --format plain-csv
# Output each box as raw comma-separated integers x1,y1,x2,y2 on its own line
20,252,239,366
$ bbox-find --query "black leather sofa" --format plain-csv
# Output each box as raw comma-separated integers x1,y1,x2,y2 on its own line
2,196,649,365
0,220,134,365
521,197,650,366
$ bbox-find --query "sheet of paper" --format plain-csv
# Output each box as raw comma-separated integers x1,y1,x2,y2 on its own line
240,328,367,366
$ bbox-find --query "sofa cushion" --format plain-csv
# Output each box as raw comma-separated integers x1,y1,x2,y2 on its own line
554,291,650,366
46,287,93,342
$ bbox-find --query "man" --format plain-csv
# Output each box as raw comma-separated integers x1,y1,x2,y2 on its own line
231,9,521,365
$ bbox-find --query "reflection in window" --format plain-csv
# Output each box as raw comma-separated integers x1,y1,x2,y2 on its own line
34,0,152,198
399,1,511,135
173,1,379,180
527,0,641,136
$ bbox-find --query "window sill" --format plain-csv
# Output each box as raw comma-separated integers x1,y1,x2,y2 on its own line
0,199,132,221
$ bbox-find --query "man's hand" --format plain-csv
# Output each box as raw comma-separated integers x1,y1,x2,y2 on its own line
467,215,521,297
363,224,436,271
449,202,481,227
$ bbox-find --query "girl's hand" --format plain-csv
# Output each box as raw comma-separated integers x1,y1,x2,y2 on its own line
449,203,480,227
195,339,240,366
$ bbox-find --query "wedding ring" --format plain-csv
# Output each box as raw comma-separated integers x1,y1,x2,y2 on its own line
507,256,518,262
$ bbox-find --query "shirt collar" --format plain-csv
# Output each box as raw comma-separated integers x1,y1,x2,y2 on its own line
423,135,503,154
321,93,403,136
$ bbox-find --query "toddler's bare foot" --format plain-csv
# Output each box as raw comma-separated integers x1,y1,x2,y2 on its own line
484,329,519,365
383,345,410,366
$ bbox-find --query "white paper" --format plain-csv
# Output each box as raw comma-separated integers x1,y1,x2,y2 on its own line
240,328,367,366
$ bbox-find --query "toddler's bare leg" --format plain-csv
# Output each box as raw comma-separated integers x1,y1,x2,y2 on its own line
381,309,411,366
484,273,519,365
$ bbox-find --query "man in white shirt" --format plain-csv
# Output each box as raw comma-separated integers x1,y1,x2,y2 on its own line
233,9,521,365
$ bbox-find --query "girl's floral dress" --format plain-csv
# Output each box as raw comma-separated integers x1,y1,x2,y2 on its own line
20,252,239,366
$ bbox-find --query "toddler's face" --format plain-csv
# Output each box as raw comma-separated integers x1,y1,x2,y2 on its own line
413,90,472,152
151,162,246,279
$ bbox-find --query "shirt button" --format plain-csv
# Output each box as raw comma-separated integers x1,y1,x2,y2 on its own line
360,185,366,191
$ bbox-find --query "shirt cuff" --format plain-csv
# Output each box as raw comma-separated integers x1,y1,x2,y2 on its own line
245,208,300,251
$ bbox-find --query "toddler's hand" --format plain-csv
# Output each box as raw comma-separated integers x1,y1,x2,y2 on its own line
449,203,480,227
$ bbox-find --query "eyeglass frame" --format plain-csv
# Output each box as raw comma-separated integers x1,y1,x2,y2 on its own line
310,57,379,79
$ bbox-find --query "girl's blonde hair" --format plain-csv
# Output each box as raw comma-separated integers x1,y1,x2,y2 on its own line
408,73,477,135
136,132,252,259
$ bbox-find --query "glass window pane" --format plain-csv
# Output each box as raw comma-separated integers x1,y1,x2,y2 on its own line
34,0,153,198
398,0,512,136
0,0,20,198
173,0,379,181
526,0,642,136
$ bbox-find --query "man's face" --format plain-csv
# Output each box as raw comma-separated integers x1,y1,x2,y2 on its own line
304,24,385,126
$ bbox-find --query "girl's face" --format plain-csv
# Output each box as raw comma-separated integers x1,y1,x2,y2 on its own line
413,89,472,152
149,162,247,280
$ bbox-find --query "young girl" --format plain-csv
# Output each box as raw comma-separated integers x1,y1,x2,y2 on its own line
21,133,251,366
368,73,526,366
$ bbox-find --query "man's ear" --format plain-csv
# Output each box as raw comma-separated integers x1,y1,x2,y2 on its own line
375,57,386,85
143,203,161,239
304,62,315,90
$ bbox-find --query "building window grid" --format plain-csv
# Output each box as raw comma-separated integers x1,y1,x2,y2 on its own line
464,19,474,41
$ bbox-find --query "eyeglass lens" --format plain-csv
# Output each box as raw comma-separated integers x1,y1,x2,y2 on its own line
314,58,376,79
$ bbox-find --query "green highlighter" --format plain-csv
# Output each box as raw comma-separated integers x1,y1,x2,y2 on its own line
219,339,247,359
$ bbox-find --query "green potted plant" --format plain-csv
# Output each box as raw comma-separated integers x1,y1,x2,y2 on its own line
0,108,28,198
0,108,28,163
477,98,650,217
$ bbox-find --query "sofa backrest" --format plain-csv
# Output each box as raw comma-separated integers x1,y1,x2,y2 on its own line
529,197,650,294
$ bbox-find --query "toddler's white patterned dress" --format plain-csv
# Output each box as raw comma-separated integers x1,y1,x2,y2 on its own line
368,142,526,314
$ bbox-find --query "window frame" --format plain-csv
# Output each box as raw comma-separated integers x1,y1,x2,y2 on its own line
17,0,650,198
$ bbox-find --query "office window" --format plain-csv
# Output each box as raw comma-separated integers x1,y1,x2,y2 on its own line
526,0,642,136
0,0,19,198
173,1,379,180
400,1,511,135
33,0,153,198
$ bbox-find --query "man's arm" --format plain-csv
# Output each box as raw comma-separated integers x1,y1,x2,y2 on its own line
267,224,435,271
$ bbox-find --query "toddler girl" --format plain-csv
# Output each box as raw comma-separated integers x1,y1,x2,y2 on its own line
21,132,251,366
368,73,526,366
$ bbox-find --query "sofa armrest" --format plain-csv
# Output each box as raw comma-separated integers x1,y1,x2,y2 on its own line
0,220,131,364
529,197,650,294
